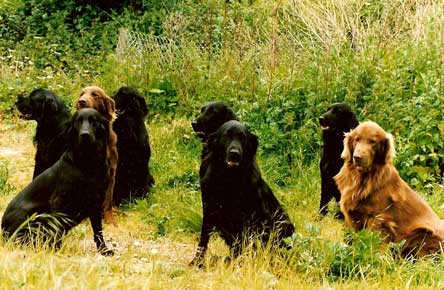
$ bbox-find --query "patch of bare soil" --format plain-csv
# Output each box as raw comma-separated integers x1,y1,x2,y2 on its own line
0,122,35,189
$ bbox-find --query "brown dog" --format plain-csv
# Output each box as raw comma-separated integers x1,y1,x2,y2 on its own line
76,86,118,224
335,121,444,258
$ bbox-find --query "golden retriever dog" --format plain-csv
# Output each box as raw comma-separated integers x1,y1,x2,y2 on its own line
334,121,444,258
76,86,118,224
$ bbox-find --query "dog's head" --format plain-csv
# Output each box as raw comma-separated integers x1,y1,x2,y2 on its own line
191,101,238,140
342,121,395,172
319,103,359,134
112,86,148,118
76,86,116,122
209,120,258,168
15,89,64,121
69,108,110,160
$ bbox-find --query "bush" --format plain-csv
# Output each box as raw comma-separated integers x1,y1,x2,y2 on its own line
2,0,444,188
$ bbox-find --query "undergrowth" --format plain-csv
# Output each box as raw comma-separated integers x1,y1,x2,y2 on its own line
1,0,444,288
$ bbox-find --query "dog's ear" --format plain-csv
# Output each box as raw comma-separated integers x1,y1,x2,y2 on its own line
99,114,111,145
138,96,148,117
103,96,116,122
67,114,77,150
206,131,219,150
227,109,238,122
247,132,259,158
375,132,396,164
44,95,58,113
341,130,355,162
348,112,359,130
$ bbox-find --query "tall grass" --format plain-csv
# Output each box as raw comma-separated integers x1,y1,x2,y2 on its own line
1,0,444,288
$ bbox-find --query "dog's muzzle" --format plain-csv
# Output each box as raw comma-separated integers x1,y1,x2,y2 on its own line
227,148,241,168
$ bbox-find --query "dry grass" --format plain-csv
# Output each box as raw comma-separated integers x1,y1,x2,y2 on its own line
3,114,444,289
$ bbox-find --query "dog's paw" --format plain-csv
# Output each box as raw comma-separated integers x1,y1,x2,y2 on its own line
189,257,204,268
100,248,115,257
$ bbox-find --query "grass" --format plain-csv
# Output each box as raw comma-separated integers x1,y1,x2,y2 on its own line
2,0,444,288
2,115,444,289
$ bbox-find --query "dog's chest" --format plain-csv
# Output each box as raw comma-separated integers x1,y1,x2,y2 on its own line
343,193,394,229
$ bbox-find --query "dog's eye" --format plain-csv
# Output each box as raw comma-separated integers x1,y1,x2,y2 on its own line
92,92,98,98
369,139,377,144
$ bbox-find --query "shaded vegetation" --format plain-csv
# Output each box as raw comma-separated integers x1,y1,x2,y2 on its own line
1,0,444,288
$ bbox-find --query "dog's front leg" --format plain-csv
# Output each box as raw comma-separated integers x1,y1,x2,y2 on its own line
190,215,211,267
89,210,114,256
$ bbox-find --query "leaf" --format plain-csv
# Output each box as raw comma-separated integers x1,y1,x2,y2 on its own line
149,88,165,94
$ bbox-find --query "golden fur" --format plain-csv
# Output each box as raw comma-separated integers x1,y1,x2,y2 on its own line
335,121,444,258
76,86,118,224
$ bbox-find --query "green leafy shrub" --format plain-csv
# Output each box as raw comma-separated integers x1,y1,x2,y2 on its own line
328,229,389,280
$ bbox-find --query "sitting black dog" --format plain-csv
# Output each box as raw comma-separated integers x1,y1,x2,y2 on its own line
1,108,113,255
318,102,358,218
15,89,71,179
112,86,154,205
190,120,294,267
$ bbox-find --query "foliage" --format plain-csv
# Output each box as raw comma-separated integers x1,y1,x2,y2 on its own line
0,160,14,195
328,229,391,280
2,2,444,285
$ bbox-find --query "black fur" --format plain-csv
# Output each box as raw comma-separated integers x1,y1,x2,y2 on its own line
191,101,238,142
1,108,113,255
190,120,294,267
319,102,358,217
191,101,238,177
112,86,154,205
15,89,71,179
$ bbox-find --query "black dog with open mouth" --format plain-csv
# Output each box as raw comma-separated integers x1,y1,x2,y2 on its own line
15,89,71,179
318,102,358,218
190,120,294,267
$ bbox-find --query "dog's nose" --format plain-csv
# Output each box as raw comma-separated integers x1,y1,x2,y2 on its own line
319,116,327,126
77,99,87,108
353,155,362,164
228,149,241,162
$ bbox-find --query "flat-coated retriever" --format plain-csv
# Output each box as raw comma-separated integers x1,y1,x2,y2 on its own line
191,101,238,177
76,86,117,223
1,108,113,255
318,103,358,218
112,86,154,205
15,89,71,179
191,101,238,143
190,120,294,267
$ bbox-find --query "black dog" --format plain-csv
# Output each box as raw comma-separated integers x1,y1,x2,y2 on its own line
15,89,71,179
1,108,113,255
190,120,294,266
191,101,238,177
191,101,238,143
112,86,154,205
319,102,358,218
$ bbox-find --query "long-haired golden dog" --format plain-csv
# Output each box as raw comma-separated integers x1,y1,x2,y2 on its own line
76,86,118,224
334,121,444,258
